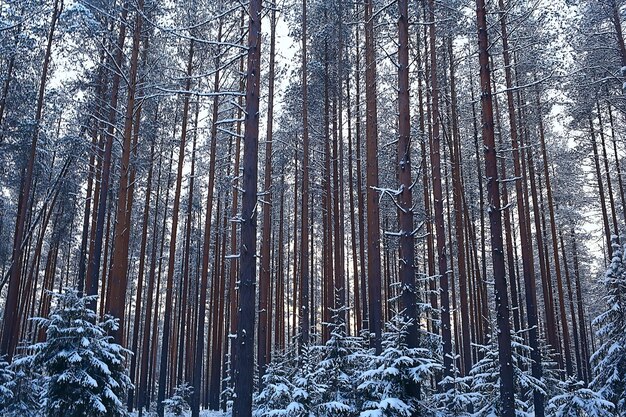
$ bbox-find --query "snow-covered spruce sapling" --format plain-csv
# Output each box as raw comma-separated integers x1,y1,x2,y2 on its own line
357,315,441,417
287,346,326,417
163,382,192,416
25,288,132,417
470,328,547,416
253,350,297,417
546,377,615,417
312,310,363,417
432,354,478,416
0,358,43,417
0,357,14,410
591,236,626,414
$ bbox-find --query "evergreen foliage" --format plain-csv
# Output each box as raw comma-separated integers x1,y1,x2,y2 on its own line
313,312,362,417
546,378,614,417
0,357,14,410
591,236,626,414
358,315,440,417
470,329,548,416
253,351,296,417
0,361,43,417
163,382,192,416
22,288,132,417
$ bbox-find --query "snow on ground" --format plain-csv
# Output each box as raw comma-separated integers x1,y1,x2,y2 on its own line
130,411,227,417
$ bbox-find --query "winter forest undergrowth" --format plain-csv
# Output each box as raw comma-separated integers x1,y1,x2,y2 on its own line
1,0,626,416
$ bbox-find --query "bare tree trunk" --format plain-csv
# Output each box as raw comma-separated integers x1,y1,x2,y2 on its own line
192,19,222,417
448,39,472,376
364,0,383,353
590,117,613,258
537,87,573,377
232,0,261,414
87,3,129,312
300,0,311,348
427,0,452,377
1,0,63,359
127,136,155,411
157,39,194,417
108,0,144,343
258,6,276,381
476,1,515,415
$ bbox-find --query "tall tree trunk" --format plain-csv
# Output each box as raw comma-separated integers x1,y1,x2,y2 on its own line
108,0,143,343
536,87,573,377
607,103,626,223
364,0,383,353
476,1,515,415
427,0,452,377
157,39,194,417
127,136,155,411
192,19,222,417
232,0,261,414
87,3,129,312
397,0,418,349
300,0,311,348
596,102,619,235
590,117,613,258
258,4,276,383
448,39,472,376
1,0,63,359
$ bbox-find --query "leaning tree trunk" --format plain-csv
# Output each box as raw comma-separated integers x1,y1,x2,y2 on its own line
1,0,63,360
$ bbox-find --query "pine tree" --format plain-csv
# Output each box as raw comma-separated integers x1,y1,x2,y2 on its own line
470,329,548,416
0,361,42,417
0,357,14,410
358,315,440,417
163,382,192,416
591,236,626,414
546,378,615,417
313,310,362,417
432,356,478,416
253,351,297,417
22,288,131,417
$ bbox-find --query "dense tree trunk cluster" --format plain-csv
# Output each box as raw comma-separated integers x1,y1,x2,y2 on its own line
0,0,625,415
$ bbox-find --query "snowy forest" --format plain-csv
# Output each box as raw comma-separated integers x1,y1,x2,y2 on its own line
1,0,626,416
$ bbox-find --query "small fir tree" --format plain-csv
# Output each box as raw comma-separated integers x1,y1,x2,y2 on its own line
163,382,192,416
432,355,478,416
0,359,43,417
25,288,132,417
0,357,14,410
313,309,362,417
253,350,297,417
546,378,615,417
470,329,547,416
357,315,441,417
591,236,626,414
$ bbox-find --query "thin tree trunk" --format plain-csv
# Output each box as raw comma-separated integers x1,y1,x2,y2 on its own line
191,20,221,416
427,0,452,377
108,0,143,343
300,0,311,348
448,39,472,376
590,117,613,258
157,39,194,417
364,0,383,353
258,5,276,381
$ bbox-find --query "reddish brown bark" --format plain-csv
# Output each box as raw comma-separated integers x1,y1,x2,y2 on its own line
232,0,261,413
